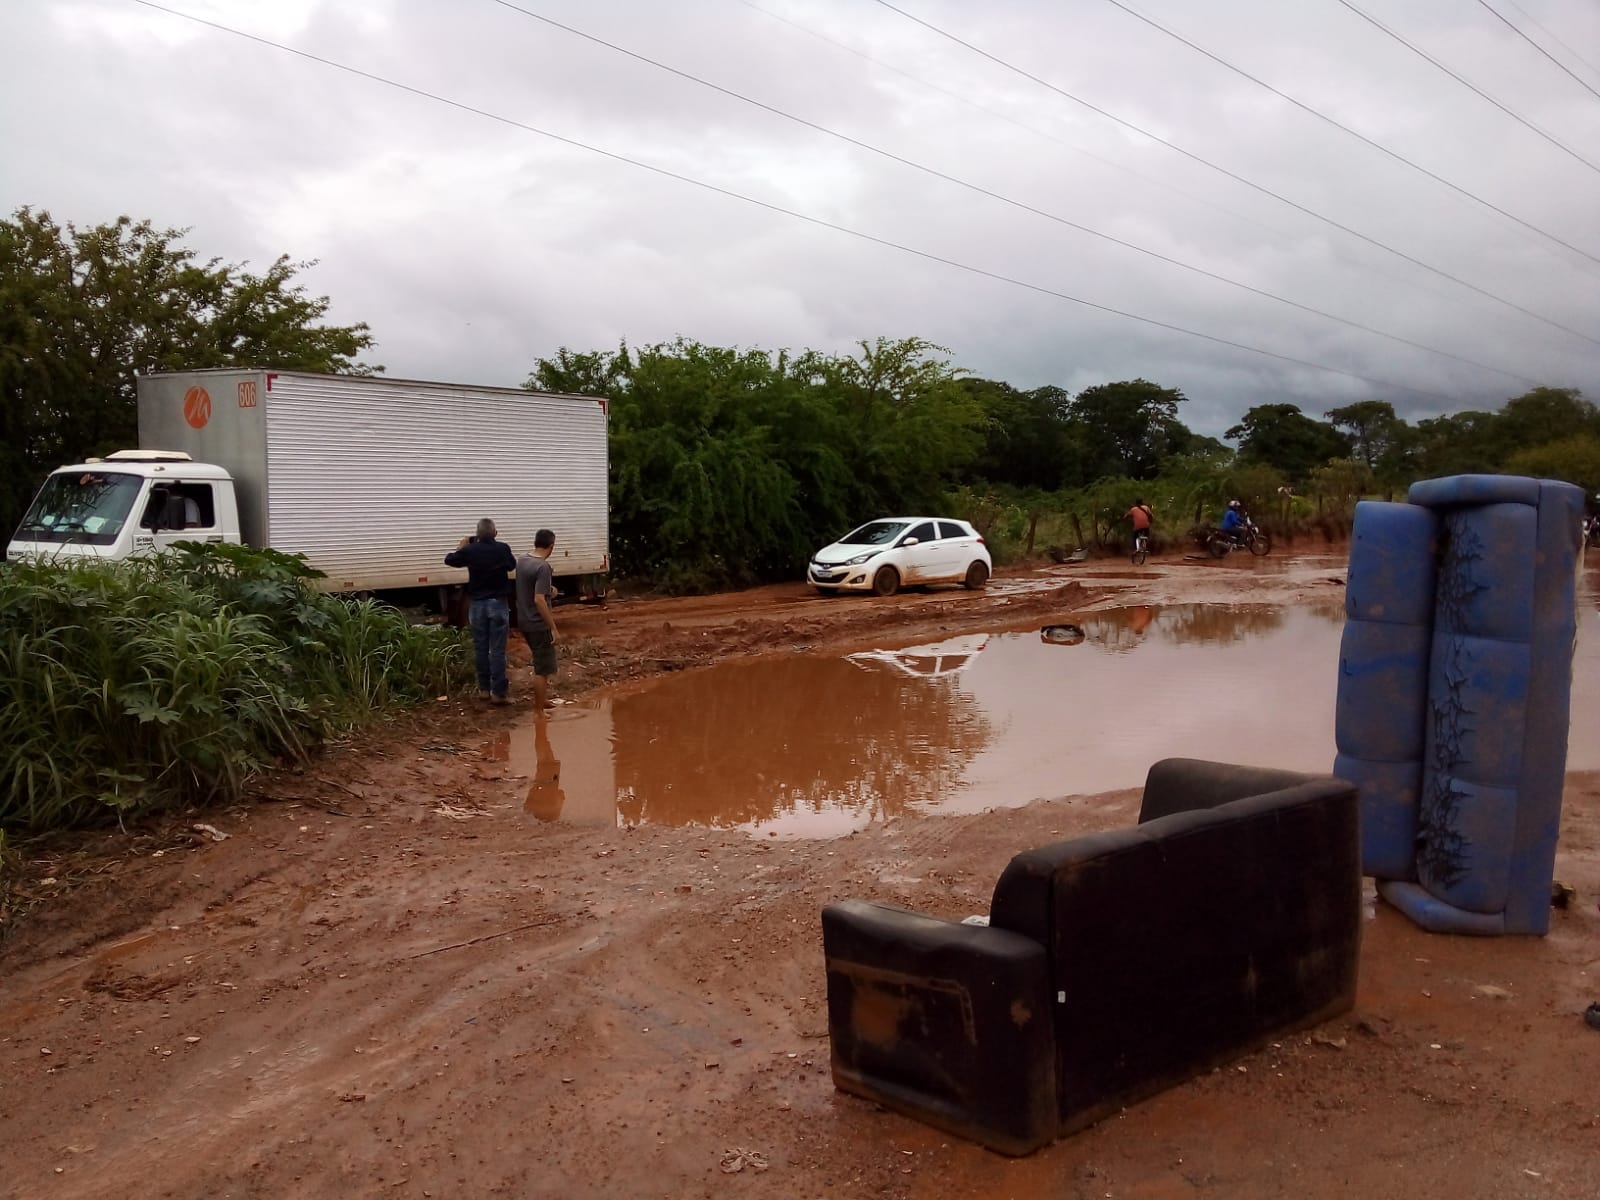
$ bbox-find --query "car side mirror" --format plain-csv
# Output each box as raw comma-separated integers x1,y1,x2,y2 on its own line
900,537,919,547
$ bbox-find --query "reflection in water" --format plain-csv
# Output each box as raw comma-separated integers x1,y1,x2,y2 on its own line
1040,624,1086,646
524,719,566,822
486,582,1598,839
1078,603,1302,654
846,634,989,678
610,653,994,836
490,706,617,827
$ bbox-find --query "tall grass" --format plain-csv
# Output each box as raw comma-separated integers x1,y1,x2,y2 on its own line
0,544,471,832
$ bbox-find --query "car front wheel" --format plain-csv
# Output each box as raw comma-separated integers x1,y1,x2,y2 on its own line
963,561,990,589
872,565,900,596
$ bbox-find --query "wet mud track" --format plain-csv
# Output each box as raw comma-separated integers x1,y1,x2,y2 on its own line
2,550,1599,1199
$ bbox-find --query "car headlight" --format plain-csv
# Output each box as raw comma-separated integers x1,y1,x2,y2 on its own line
844,551,879,566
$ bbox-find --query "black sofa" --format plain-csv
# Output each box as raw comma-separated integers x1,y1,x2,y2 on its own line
821,759,1362,1155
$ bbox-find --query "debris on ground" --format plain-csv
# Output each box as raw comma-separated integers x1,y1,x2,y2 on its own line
719,1148,768,1174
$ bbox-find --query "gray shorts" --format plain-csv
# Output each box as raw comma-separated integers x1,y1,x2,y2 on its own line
522,625,557,676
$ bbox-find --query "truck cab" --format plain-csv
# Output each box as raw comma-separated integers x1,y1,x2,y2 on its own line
6,451,241,564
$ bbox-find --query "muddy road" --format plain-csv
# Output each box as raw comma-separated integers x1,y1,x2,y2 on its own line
2,549,1598,1200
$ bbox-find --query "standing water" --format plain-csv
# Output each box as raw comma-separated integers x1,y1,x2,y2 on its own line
488,572,1600,838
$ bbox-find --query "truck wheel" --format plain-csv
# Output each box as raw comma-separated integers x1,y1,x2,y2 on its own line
872,566,900,597
963,561,990,589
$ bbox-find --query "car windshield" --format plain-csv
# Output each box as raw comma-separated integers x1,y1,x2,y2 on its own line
13,471,143,546
838,520,909,546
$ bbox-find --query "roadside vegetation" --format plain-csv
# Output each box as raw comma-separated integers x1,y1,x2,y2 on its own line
0,543,470,834
3,205,1598,847
534,339,1600,586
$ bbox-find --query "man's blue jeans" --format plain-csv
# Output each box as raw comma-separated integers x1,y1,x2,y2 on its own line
469,597,510,697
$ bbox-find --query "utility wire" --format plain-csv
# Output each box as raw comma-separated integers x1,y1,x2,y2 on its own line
742,0,1565,354
490,0,1542,383
1332,0,1600,176
738,0,1308,253
1473,0,1600,104
870,0,1600,349
124,0,1471,401
1100,0,1600,269
1502,0,1600,82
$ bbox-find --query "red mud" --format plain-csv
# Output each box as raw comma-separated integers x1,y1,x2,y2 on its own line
2,550,1597,1199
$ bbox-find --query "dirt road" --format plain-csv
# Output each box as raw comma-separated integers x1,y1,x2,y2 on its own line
2,550,1597,1200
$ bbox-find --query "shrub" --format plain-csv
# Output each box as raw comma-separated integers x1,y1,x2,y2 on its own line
0,545,471,832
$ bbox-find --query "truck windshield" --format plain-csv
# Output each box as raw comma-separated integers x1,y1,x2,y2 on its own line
13,472,143,546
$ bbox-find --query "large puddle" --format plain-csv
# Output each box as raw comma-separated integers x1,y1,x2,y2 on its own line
486,573,1600,839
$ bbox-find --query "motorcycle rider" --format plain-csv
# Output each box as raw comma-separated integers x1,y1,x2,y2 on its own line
1220,499,1247,545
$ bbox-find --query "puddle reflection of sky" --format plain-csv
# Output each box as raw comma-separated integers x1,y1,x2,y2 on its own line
492,570,1600,839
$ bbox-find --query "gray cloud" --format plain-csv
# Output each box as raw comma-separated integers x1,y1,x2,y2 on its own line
3,0,1597,436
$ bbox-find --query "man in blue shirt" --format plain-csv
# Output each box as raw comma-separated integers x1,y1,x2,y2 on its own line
1220,500,1246,543
445,518,517,704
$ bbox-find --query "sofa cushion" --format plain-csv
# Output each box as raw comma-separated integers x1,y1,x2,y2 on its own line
991,778,1360,1133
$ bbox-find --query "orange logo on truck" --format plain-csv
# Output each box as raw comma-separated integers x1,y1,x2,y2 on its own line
183,386,212,429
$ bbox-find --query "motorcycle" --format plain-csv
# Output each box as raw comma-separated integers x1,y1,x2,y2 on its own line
1206,514,1271,558
1585,513,1599,551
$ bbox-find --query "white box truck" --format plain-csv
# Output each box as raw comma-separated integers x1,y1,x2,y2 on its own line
6,369,609,603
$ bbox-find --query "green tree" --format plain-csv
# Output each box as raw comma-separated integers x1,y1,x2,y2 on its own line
1325,401,1402,471
0,207,377,539
1410,410,1501,478
961,378,1078,491
822,337,983,510
1064,378,1190,481
1505,434,1600,497
527,337,981,591
1495,387,1600,454
1226,403,1350,480
1308,457,1376,513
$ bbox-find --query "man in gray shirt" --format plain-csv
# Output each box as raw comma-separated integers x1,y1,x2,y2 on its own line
515,528,559,711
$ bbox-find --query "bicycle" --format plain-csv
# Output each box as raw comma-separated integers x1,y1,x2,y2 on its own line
1131,529,1151,566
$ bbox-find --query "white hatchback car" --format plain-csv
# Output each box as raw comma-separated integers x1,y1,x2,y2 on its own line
807,517,992,596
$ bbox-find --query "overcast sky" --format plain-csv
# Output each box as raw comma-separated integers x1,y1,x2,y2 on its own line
3,0,1598,435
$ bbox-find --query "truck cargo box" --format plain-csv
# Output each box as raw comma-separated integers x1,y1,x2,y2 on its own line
136,370,609,592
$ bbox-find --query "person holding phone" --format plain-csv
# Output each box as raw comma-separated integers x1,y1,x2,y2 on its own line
445,518,517,704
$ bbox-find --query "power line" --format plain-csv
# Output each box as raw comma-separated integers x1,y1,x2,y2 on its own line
488,0,1542,382
1473,0,1600,104
1099,0,1600,269
738,0,1309,252
123,0,1472,401
869,0,1600,349
1332,0,1600,176
741,0,1578,359
1502,0,1600,82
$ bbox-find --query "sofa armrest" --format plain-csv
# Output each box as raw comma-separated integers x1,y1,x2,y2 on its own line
1138,758,1319,823
821,899,1057,1155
